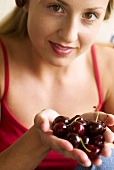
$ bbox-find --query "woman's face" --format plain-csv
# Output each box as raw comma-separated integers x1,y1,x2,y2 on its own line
26,0,109,66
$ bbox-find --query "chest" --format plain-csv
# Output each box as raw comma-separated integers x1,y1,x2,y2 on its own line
6,75,100,129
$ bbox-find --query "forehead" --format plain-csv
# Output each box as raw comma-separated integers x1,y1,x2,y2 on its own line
40,0,109,7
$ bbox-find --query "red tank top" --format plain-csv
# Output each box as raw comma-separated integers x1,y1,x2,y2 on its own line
0,39,103,169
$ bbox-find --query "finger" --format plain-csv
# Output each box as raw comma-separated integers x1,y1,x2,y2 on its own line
82,112,114,126
100,143,112,157
59,149,92,167
104,126,114,143
91,157,102,166
38,129,74,151
72,149,92,167
34,109,59,131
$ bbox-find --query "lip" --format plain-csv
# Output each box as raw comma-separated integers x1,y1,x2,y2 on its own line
49,41,74,56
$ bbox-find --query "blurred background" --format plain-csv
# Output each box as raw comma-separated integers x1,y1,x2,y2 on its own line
0,0,114,44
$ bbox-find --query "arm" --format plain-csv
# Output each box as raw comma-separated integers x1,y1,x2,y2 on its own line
0,109,90,170
0,125,50,170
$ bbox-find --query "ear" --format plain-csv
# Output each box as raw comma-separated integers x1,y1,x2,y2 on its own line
23,1,29,12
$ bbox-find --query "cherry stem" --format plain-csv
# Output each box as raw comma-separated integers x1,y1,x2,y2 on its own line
104,115,108,124
67,117,81,127
93,106,99,122
80,138,91,153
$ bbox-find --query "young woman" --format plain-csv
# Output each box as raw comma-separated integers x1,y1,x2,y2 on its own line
0,0,114,169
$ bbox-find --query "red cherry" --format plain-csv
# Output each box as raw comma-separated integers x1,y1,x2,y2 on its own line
53,122,68,138
64,132,81,148
78,120,88,126
82,136,90,145
90,135,104,148
69,121,85,137
52,116,70,127
85,145,101,159
85,121,105,136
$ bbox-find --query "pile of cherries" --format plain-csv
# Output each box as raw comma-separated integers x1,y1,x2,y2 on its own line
52,112,107,160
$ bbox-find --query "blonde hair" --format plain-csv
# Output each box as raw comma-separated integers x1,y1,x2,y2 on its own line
105,0,114,19
0,0,114,38
0,7,28,38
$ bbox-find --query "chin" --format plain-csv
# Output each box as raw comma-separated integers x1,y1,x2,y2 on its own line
47,57,75,67
49,60,73,68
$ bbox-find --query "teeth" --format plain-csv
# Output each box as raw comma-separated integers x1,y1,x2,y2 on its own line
55,44,69,50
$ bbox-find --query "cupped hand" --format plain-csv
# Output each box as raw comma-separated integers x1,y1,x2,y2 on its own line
82,111,114,165
82,111,114,143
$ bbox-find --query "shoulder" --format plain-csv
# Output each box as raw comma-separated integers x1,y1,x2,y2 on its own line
93,42,114,113
95,42,114,59
94,42,114,73
92,42,114,96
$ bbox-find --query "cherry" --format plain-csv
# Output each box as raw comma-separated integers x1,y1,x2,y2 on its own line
78,120,88,126
52,116,70,127
82,136,90,145
69,121,85,137
85,121,105,136
90,135,104,148
64,133,81,148
53,122,68,138
79,136,90,150
85,145,101,159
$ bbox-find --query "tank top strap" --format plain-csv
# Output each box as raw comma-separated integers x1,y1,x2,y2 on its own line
91,44,103,111
0,38,9,100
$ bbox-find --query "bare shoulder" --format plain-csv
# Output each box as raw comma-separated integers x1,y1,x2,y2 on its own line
94,42,114,85
95,42,114,57
94,42,114,72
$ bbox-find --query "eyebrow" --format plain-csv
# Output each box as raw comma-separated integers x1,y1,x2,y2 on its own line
86,7,106,11
55,1,105,10
55,0,69,6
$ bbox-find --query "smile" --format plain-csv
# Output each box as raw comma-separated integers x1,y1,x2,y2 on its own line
49,41,74,56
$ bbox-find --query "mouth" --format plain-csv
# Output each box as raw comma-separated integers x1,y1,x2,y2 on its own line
49,41,75,56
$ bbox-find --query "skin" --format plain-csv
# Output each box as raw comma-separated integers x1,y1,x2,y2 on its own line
0,0,114,169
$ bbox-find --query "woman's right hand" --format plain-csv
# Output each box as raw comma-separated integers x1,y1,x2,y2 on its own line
34,109,114,167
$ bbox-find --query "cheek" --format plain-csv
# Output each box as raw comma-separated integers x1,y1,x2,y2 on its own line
80,25,101,45
27,18,44,42
27,14,58,40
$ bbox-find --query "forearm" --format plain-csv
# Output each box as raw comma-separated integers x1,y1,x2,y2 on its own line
0,125,50,170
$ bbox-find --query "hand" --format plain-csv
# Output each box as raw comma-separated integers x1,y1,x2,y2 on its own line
34,109,114,167
82,111,114,165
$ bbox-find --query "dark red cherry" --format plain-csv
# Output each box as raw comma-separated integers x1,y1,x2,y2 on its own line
85,145,101,159
53,122,68,138
85,121,105,136
52,116,70,127
90,135,104,148
78,120,88,126
69,121,85,137
64,132,81,148
82,136,90,145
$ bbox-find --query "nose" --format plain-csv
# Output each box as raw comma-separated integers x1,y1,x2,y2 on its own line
58,17,79,43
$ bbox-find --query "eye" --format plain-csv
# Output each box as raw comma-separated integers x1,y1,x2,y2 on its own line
48,4,64,13
82,12,98,21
